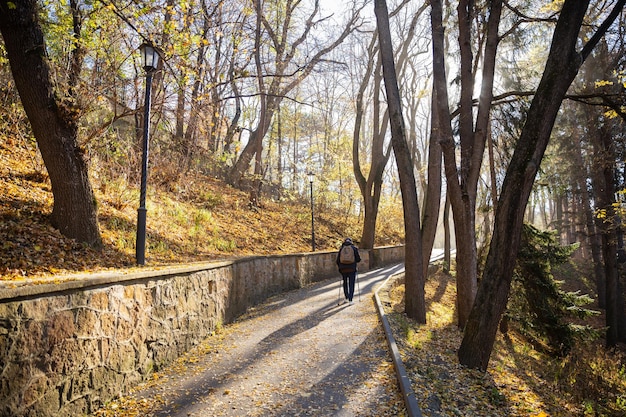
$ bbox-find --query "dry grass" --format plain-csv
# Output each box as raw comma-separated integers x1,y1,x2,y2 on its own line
0,135,403,282
382,267,626,417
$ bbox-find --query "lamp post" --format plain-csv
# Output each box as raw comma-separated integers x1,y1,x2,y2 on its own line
308,171,315,252
136,42,161,265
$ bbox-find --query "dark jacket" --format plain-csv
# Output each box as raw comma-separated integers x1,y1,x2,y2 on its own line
336,242,361,273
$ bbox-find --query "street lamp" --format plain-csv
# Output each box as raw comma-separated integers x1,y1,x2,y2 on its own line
308,171,315,251
136,42,161,265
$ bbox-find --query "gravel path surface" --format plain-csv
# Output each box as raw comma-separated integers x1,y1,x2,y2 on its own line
131,264,407,417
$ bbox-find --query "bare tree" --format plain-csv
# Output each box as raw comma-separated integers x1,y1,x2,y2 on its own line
227,0,363,201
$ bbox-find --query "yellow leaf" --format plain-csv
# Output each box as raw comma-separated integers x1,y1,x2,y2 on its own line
595,80,614,87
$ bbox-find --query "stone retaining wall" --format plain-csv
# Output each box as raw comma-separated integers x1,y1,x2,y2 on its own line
0,246,403,416
369,245,404,268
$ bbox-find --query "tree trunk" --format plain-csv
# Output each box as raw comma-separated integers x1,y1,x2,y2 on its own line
222,52,243,157
228,0,267,189
432,0,503,328
564,196,573,244
251,120,265,206
361,182,383,249
458,1,594,371
421,90,442,278
182,10,210,164
175,83,186,142
443,193,452,273
590,169,608,309
277,108,284,187
0,0,101,247
573,134,606,308
449,199,478,325
375,0,425,323
591,118,626,346
432,0,475,327
487,124,498,214
358,3,426,250
357,51,393,250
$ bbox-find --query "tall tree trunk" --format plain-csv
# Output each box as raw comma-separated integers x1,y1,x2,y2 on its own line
68,0,85,97
182,7,211,166
458,0,624,370
556,193,564,239
358,2,426,249
362,114,390,250
432,0,503,328
564,196,573,243
488,125,498,213
0,0,101,247
228,0,267,189
174,83,185,142
451,0,479,328
291,107,298,193
573,135,606,308
356,43,392,250
421,90,442,278
251,120,265,206
443,193,452,273
222,52,243,156
433,0,475,327
277,108,284,187
375,0,425,323
591,119,626,346
589,147,609,309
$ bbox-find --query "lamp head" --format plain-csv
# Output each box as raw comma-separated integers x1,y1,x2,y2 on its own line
139,42,161,72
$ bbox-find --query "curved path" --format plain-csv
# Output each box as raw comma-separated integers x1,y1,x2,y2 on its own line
131,264,407,416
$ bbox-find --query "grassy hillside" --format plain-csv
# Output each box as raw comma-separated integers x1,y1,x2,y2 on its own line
0,136,403,282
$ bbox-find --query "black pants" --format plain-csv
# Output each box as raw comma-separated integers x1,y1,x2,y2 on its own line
342,271,356,301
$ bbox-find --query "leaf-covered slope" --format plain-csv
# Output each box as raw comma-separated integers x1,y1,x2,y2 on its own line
384,269,626,417
0,137,403,281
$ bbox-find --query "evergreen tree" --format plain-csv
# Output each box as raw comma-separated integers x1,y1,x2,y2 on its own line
506,224,598,357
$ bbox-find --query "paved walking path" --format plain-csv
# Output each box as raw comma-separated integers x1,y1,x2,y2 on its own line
130,264,407,416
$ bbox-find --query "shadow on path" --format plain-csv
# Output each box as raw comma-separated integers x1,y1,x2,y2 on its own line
134,263,406,417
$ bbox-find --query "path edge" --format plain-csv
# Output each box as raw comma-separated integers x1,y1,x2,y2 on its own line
373,273,423,417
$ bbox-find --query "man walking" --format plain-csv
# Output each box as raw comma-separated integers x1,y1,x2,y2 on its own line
336,238,361,305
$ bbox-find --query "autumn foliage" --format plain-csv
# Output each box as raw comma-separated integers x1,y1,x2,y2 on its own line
0,134,403,282
386,266,626,417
